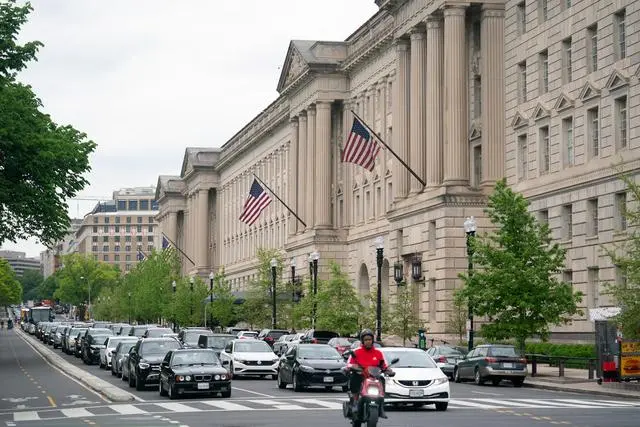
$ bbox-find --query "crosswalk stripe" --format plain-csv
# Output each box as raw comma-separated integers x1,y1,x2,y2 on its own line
153,402,202,413
554,399,631,407
251,400,306,410
516,399,597,408
592,400,639,406
472,398,547,408
293,398,344,409
109,404,148,415
13,411,40,421
448,399,500,408
60,408,93,418
200,401,255,411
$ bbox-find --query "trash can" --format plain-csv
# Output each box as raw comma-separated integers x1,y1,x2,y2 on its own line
418,329,427,350
7,319,13,329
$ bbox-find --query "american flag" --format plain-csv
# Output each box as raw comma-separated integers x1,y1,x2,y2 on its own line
341,116,381,171
239,179,272,226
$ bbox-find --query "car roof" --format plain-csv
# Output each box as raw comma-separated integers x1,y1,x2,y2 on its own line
381,347,422,352
172,348,214,352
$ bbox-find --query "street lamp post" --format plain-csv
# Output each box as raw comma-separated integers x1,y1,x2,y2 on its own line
290,258,297,302
270,258,278,329
374,236,384,343
172,280,177,332
310,251,319,328
127,292,132,324
209,271,214,328
464,216,477,352
189,276,195,320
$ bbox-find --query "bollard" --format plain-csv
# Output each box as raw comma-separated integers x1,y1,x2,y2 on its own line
531,355,537,377
588,359,595,380
558,359,565,377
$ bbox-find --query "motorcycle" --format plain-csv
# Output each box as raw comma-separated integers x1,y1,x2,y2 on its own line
342,352,398,427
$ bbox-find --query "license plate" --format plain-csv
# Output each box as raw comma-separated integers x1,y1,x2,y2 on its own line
409,389,424,398
197,382,210,390
503,362,514,368
448,358,458,364
323,376,334,383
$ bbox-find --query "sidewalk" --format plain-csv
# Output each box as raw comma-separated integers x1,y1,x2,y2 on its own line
525,364,640,399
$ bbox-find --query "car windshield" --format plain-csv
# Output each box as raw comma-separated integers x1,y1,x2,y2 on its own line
235,341,272,353
439,346,464,356
117,342,135,354
184,330,208,345
209,336,234,348
298,346,341,359
333,338,354,346
239,331,258,338
92,335,110,345
108,337,136,348
172,351,220,366
490,347,519,357
146,328,173,337
132,327,148,336
382,350,437,369
140,340,181,355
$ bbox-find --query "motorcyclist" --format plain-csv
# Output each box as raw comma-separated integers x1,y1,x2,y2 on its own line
346,329,391,419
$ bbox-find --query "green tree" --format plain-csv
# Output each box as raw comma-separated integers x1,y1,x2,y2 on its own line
448,292,468,345
0,258,22,305
18,269,43,301
359,291,392,336
37,275,57,300
239,249,285,328
389,284,422,345
457,179,583,353
209,268,237,328
315,262,362,336
53,254,120,310
0,0,96,247
170,276,208,327
605,173,640,338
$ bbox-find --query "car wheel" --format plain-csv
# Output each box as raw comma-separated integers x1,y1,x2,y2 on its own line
454,368,461,383
128,371,135,388
168,383,177,400
474,368,484,385
293,373,304,392
135,374,145,391
511,378,524,387
277,372,287,389
492,378,501,386
435,402,448,411
159,379,167,396
221,390,231,398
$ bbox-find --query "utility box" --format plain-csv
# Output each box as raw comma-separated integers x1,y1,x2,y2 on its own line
417,329,426,350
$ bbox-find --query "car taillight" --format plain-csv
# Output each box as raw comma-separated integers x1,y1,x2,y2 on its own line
485,357,497,363
519,358,527,364
311,338,318,344
265,336,273,341
438,356,447,363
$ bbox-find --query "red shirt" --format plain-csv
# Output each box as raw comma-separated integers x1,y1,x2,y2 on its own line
347,345,388,370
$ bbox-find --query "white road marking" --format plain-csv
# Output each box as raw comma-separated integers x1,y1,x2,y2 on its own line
60,407,93,418
231,386,274,397
109,404,148,415
201,401,255,411
515,399,596,408
293,398,343,409
154,402,202,413
472,398,548,408
470,390,504,396
251,400,305,410
448,399,500,408
13,411,40,421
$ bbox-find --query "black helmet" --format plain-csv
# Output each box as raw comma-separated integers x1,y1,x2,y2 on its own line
360,329,374,341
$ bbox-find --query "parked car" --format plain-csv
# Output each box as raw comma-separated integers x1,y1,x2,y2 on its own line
197,334,235,356
236,330,259,340
127,338,182,390
219,339,279,378
300,329,339,344
327,337,358,355
82,332,112,365
277,344,348,391
453,344,527,387
380,347,450,410
257,329,289,348
111,340,138,377
128,325,154,338
178,327,211,348
159,349,231,399
425,345,465,378
143,327,174,338
64,327,87,354
101,336,139,369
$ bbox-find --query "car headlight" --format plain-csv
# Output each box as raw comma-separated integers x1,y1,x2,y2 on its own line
214,374,221,380
366,386,380,396
271,358,279,364
185,375,192,381
176,375,184,382
107,351,112,357
299,365,315,373
434,377,449,385
221,374,227,380
138,363,150,369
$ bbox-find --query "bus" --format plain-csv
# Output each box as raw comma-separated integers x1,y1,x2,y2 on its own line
27,306,54,325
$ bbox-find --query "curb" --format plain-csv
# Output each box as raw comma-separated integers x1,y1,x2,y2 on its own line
525,380,640,399
17,328,136,403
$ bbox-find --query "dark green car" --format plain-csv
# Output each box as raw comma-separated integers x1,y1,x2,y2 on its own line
453,344,527,387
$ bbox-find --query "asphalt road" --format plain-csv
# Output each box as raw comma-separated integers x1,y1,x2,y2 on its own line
2,326,640,427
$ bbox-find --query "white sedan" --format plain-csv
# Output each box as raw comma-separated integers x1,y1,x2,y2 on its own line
100,336,138,369
380,347,450,411
219,339,279,378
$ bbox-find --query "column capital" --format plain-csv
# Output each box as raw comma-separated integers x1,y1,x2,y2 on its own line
393,37,410,51
315,100,332,110
409,26,426,39
426,14,443,28
290,116,299,126
443,3,469,16
298,111,308,122
307,104,317,116
481,3,505,17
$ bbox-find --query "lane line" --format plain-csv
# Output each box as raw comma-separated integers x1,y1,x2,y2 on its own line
470,390,504,396
153,402,202,413
251,400,305,410
47,396,56,407
231,386,274,397
473,398,548,408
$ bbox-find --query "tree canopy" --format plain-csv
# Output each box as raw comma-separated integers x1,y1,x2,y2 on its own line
0,0,96,246
456,179,583,352
0,258,22,305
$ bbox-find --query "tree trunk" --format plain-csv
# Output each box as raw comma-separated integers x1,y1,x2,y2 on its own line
515,336,526,355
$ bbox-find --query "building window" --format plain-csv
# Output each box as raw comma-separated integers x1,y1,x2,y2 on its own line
517,61,527,103
587,198,599,237
563,270,573,286
92,236,98,242
517,2,526,35
518,134,528,181
473,76,481,118
587,267,600,308
563,204,573,240
539,126,550,174
92,226,98,233
125,245,131,252
148,216,154,223
114,254,120,262
115,216,120,224
136,236,143,242
586,25,598,73
102,236,108,243
114,245,120,252
126,264,131,271
563,0,572,10
563,117,574,167
539,50,548,94
125,235,131,242
587,107,599,158
473,145,482,187
616,192,627,231
140,200,149,210
614,9,626,60
102,245,108,252
93,216,98,224
137,216,142,223
126,216,131,224
125,254,131,262
616,265,627,288
114,236,120,242
103,254,109,262
147,244,154,252
147,236,154,242
562,38,572,84
136,225,142,233
104,217,109,224
92,245,97,252
615,96,628,150
103,225,108,233
114,225,119,233
128,200,138,211
365,191,371,220
538,209,549,226
538,0,548,23
148,225,153,232
117,200,126,210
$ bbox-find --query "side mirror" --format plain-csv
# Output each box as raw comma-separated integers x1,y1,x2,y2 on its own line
390,357,400,365
198,343,205,348
221,359,230,366
286,354,295,360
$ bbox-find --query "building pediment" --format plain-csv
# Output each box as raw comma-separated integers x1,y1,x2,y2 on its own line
155,175,185,200
553,92,574,112
532,102,550,121
605,69,629,91
276,40,347,93
180,147,220,177
511,111,528,129
579,81,600,101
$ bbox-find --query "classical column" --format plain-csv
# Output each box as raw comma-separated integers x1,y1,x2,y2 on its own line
393,38,410,199
288,117,299,236
167,211,178,245
197,188,209,269
343,101,354,228
306,105,316,230
481,4,505,185
315,100,332,228
409,27,427,194
297,112,307,234
426,14,444,187
443,5,469,186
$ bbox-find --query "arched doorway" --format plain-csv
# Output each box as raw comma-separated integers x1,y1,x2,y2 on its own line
357,263,370,306
382,259,390,302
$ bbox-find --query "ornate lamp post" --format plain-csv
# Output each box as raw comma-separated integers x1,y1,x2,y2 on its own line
394,261,404,286
189,276,195,321
310,251,319,328
464,216,477,351
270,258,278,329
290,258,297,303
127,291,132,324
172,280,177,332
374,236,384,342
209,271,215,328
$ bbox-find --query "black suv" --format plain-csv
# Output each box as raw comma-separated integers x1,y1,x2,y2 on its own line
127,338,182,390
82,332,112,365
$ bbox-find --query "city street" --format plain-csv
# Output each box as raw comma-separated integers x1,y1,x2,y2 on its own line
2,327,640,427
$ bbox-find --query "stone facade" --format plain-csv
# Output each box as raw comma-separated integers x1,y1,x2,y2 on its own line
155,0,640,341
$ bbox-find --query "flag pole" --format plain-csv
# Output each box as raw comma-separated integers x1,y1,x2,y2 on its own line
350,110,426,187
161,232,196,266
252,174,307,228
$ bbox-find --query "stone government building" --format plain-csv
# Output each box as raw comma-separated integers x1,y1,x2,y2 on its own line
155,0,639,341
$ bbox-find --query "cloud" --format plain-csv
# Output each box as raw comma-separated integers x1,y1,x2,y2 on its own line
2,0,379,257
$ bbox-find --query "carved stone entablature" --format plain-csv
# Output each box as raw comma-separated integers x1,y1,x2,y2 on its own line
579,81,601,102
180,147,220,179
442,194,487,207
511,111,528,129
605,69,629,91
532,102,550,121
553,92,574,112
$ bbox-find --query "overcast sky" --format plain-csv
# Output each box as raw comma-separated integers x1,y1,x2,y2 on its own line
1,0,379,258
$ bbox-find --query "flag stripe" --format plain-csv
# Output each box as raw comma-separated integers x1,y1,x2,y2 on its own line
239,179,272,226
342,117,381,171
